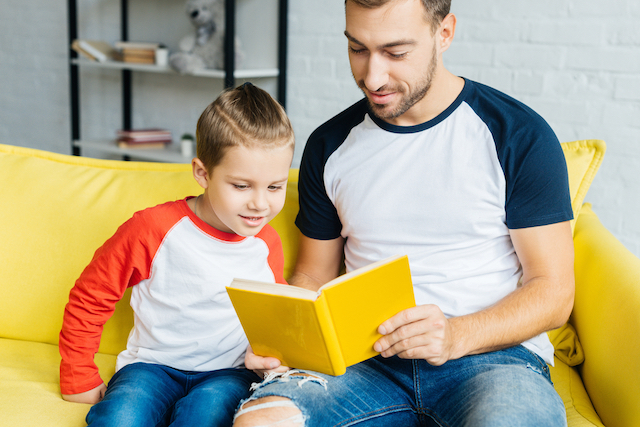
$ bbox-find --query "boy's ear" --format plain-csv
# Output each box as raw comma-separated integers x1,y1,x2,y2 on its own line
192,158,210,189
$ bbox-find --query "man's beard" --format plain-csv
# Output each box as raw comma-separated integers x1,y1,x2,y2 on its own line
359,43,438,121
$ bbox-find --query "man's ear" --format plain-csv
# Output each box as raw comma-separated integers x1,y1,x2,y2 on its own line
192,158,210,189
437,13,457,53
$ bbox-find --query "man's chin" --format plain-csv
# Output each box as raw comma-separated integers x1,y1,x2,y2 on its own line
368,100,401,121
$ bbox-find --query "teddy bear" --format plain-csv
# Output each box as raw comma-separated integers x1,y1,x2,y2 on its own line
169,0,243,74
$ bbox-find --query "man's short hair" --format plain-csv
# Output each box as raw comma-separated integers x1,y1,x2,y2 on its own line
196,83,294,172
346,0,451,33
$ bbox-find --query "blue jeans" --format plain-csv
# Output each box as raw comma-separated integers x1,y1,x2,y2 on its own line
87,362,260,427
241,345,566,427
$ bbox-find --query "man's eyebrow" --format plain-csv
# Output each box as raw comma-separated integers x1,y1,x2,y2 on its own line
344,30,417,49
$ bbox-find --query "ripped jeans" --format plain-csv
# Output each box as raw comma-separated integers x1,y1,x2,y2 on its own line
237,345,566,427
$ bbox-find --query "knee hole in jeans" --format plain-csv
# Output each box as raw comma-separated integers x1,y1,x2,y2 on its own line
233,396,304,427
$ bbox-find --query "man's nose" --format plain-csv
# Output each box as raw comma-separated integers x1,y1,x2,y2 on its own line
363,54,389,93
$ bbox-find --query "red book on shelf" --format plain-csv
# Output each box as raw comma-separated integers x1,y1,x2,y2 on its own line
117,128,171,138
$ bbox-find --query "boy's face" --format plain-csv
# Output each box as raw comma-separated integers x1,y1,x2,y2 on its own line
197,144,293,237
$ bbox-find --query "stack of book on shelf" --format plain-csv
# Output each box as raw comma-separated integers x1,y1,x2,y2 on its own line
71,39,118,63
115,41,162,64
116,129,172,149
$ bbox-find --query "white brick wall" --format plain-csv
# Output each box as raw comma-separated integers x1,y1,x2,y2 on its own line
0,0,638,256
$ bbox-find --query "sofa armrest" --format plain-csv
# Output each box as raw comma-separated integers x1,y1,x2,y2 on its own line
572,203,640,427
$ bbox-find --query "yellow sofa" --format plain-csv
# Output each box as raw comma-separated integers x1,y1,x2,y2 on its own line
0,141,638,426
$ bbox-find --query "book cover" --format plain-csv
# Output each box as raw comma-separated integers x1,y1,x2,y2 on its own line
71,40,115,63
226,255,415,375
115,41,161,50
117,141,169,149
117,128,171,138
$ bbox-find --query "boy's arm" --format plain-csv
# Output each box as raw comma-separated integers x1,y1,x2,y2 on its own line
62,383,107,404
59,215,152,396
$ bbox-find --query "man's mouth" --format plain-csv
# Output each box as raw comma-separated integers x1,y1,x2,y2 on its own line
368,91,395,105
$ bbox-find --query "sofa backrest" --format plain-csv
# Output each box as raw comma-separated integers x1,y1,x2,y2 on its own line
0,144,299,355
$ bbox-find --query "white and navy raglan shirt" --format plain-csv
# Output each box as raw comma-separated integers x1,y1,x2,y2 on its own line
295,78,573,364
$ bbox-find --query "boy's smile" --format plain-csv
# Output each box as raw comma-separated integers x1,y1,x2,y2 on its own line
193,144,293,237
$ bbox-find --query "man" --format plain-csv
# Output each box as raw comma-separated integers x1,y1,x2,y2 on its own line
234,0,574,425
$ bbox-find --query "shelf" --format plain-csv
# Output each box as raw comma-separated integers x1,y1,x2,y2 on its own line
68,0,288,160
71,58,280,79
74,139,190,163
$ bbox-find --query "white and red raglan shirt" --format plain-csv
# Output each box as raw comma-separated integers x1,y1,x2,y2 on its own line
59,198,286,395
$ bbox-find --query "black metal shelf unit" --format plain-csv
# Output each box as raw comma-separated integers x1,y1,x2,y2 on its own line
67,0,288,158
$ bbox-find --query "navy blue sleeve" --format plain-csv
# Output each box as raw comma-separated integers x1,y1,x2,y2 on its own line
467,82,573,229
295,99,368,240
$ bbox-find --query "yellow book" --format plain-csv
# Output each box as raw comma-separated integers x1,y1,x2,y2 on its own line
226,255,415,376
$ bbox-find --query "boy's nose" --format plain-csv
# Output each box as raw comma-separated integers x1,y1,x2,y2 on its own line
248,191,268,211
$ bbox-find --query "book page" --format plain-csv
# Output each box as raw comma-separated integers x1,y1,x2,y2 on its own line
228,278,317,300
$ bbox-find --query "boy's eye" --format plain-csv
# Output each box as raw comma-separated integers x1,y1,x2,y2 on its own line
268,185,283,191
233,184,248,190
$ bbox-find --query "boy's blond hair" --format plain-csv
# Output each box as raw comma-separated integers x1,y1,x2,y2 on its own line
196,83,294,172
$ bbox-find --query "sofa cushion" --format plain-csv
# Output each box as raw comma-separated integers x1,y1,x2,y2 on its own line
548,140,606,367
549,356,604,427
560,139,606,233
0,144,300,357
572,203,640,427
0,337,116,426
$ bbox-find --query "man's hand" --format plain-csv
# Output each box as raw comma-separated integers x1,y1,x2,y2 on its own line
373,304,458,366
62,383,107,404
245,345,290,378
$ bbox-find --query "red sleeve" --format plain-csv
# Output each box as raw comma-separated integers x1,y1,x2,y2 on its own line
58,203,181,395
257,224,287,285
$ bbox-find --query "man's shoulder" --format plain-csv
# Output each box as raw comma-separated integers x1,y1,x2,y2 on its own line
464,79,550,128
308,99,369,147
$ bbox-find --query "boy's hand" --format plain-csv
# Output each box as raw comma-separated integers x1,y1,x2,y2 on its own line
245,345,289,378
62,383,107,404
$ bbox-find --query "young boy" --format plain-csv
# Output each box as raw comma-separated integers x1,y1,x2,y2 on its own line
59,82,295,426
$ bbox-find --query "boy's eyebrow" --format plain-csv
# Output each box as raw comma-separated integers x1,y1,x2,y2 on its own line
344,30,417,49
227,175,289,183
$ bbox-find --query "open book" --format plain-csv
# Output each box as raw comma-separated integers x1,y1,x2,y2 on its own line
226,255,415,376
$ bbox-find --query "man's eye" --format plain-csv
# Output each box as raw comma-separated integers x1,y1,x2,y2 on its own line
388,52,407,59
348,46,366,55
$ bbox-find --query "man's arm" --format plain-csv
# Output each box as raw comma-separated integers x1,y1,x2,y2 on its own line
244,233,345,375
374,221,575,365
288,234,345,290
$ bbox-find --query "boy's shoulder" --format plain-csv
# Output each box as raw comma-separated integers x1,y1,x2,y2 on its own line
120,198,191,234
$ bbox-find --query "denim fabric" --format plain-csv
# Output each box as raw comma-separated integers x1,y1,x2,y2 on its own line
241,345,566,427
87,362,260,427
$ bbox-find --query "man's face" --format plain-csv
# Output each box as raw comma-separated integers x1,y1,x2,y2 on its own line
345,0,441,126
